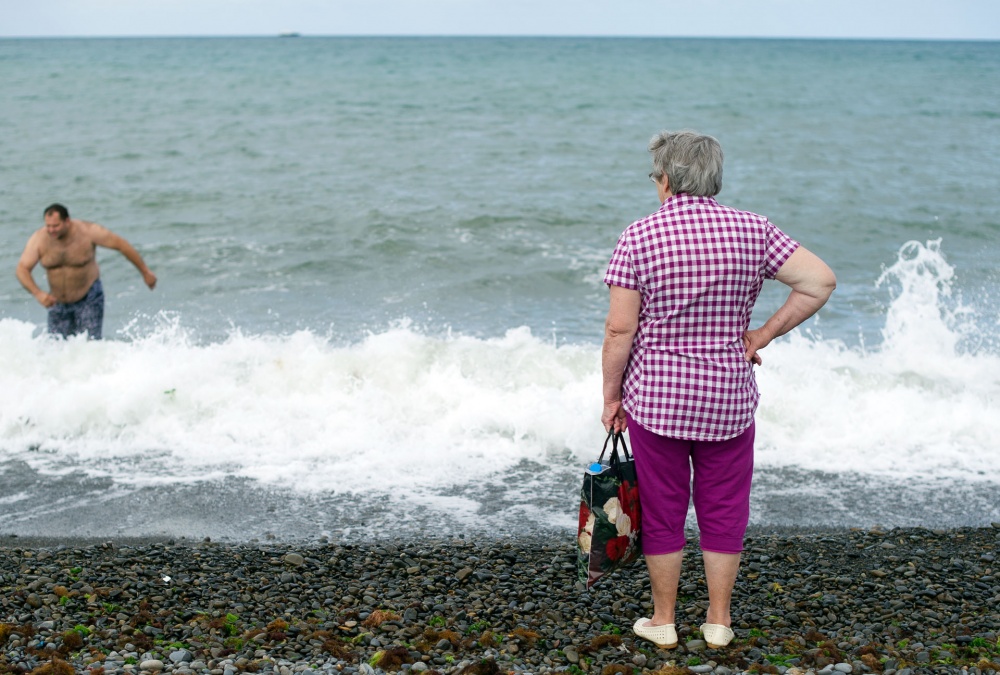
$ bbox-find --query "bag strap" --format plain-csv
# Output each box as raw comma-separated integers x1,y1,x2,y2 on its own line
598,428,633,465
597,427,615,463
614,430,632,461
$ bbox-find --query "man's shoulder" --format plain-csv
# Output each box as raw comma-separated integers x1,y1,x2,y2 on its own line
73,219,111,242
73,218,100,232
27,227,49,249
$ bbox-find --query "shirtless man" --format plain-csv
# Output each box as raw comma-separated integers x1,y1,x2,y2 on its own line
16,203,157,339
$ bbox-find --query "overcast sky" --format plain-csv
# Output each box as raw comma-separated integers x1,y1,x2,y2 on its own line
2,0,998,40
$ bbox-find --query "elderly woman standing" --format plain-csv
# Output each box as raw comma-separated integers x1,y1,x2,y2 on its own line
601,131,835,650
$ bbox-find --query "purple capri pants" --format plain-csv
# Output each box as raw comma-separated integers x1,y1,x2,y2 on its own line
626,412,754,555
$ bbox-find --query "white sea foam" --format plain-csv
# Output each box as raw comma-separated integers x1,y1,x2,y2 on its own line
1,240,996,501
755,239,1000,479
0,320,599,493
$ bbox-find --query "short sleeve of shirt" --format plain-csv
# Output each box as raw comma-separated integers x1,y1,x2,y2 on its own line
761,220,800,280
604,230,641,290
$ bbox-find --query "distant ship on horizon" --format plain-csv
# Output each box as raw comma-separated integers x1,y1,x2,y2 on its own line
278,30,301,38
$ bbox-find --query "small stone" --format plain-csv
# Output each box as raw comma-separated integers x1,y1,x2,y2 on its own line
139,660,165,672
26,594,42,609
563,648,579,664
456,568,474,582
688,666,713,674
410,664,427,672
834,664,853,673
631,654,646,667
685,639,707,652
170,649,194,664
283,553,305,566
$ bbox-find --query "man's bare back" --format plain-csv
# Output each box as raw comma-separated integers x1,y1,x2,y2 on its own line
16,203,157,337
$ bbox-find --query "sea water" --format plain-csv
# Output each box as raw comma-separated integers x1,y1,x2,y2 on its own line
1,38,998,539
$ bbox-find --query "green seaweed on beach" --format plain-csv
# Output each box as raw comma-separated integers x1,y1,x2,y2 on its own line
367,646,411,670
58,629,83,654
465,619,489,634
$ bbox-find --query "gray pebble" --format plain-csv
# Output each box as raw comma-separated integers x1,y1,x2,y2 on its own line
170,649,194,664
283,553,306,566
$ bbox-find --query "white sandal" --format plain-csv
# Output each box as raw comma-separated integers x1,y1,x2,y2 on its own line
700,622,735,648
632,618,677,649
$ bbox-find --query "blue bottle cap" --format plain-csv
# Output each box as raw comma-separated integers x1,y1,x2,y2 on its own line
587,462,604,473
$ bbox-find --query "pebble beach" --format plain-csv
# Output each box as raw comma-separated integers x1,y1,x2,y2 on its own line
2,527,999,675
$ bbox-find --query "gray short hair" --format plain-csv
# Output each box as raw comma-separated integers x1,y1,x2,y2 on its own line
648,131,724,197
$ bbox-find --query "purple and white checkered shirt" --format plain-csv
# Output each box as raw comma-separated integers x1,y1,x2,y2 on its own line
604,193,799,441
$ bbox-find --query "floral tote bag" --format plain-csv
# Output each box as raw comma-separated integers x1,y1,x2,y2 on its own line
577,429,642,589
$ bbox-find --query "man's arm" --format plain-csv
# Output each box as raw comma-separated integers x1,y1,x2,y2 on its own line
16,232,56,308
602,285,641,432
88,222,157,289
743,246,836,364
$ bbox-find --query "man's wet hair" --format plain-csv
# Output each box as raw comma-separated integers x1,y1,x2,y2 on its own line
44,203,69,220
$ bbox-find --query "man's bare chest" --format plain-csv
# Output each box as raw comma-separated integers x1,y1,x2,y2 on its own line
40,240,96,270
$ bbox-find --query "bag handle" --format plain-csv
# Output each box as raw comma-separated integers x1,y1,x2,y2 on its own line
597,427,633,466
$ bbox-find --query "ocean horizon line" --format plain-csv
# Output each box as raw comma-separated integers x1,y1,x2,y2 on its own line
3,34,998,43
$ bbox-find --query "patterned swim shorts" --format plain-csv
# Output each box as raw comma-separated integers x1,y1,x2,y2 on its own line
48,278,105,339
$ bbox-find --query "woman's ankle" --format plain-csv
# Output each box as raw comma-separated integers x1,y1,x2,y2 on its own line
705,608,731,626
649,612,676,626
